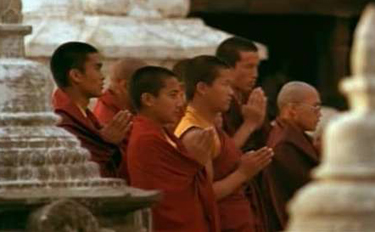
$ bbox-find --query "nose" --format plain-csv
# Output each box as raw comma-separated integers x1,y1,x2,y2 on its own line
229,85,234,96
253,68,258,79
177,93,185,108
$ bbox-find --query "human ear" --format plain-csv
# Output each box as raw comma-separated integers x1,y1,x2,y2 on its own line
68,69,83,84
141,93,155,107
196,82,208,96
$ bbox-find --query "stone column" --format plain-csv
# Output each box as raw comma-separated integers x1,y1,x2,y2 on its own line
286,4,375,232
0,0,31,58
0,1,160,231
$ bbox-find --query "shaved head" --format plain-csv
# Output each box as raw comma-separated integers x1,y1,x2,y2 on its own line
277,81,321,131
110,58,147,83
277,81,318,111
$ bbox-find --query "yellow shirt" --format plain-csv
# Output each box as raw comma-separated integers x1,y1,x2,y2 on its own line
175,105,221,158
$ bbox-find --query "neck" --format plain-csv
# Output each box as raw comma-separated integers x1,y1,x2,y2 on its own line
189,98,218,124
63,88,90,110
277,115,304,133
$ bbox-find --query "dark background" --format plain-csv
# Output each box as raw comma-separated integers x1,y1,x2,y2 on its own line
189,0,372,115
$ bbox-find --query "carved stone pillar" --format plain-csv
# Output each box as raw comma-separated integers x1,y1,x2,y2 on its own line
286,4,375,231
0,1,160,231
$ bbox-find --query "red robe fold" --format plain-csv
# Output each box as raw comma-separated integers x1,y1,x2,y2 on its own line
222,97,270,232
214,129,262,232
93,89,131,180
262,119,320,231
52,89,121,178
127,115,220,232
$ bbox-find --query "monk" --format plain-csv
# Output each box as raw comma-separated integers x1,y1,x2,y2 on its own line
216,36,268,151
93,58,147,123
175,55,273,232
216,36,270,232
262,81,321,231
50,41,131,178
126,66,220,232
93,58,147,179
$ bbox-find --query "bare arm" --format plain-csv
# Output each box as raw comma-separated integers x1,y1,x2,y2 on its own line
181,127,215,166
211,147,273,200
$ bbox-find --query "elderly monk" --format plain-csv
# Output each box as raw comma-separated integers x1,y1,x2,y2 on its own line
126,66,220,232
93,58,147,123
216,36,270,232
50,42,131,178
175,55,273,232
263,81,321,231
93,58,147,179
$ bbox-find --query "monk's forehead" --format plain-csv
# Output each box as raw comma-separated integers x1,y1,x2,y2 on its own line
279,83,318,103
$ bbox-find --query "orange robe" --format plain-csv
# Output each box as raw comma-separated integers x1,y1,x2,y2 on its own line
127,115,220,232
93,89,132,180
52,89,121,178
262,119,320,231
222,98,270,232
175,106,254,232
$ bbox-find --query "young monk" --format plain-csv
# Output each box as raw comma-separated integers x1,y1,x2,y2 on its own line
93,58,147,123
262,81,321,231
216,36,268,151
217,37,271,232
50,41,131,177
126,66,220,232
175,55,273,232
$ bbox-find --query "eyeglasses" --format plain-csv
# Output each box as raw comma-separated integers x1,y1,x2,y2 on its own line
291,102,321,112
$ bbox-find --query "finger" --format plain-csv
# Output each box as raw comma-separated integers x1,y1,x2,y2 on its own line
110,110,128,128
123,121,133,134
252,147,270,157
116,111,132,131
253,90,266,107
257,156,272,169
244,150,255,156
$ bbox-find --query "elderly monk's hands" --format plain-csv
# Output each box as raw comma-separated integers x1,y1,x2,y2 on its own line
100,110,132,145
241,87,267,129
238,147,273,179
182,127,216,165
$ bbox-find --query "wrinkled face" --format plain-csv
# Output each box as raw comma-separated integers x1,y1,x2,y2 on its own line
293,89,322,131
77,53,105,98
204,69,234,113
151,77,184,125
233,51,260,93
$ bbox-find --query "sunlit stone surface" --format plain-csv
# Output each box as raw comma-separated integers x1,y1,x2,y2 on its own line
0,1,159,231
22,0,267,69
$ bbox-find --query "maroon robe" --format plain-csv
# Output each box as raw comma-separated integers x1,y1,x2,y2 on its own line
93,89,131,180
214,129,264,232
52,89,121,178
263,119,320,231
222,97,270,232
127,115,220,232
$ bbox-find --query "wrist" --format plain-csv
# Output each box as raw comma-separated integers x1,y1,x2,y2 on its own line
234,168,249,183
242,120,257,131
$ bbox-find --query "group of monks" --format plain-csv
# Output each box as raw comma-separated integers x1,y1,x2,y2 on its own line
49,37,322,232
